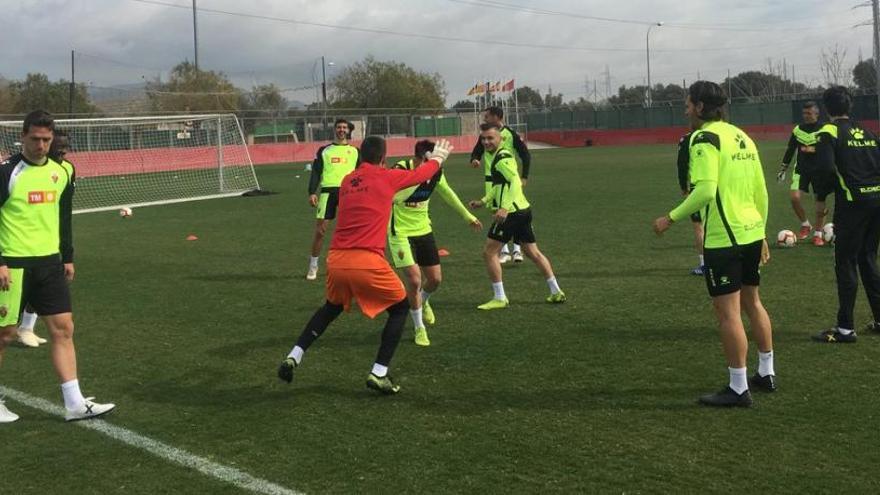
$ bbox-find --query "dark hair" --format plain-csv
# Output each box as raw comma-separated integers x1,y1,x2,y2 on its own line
22,109,54,134
687,81,727,121
480,123,501,132
360,136,386,164
347,121,355,133
49,129,69,159
822,86,852,117
484,106,503,119
334,118,350,128
802,100,819,110
414,140,434,157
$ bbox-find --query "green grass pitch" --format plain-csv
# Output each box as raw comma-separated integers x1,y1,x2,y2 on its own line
2,143,879,493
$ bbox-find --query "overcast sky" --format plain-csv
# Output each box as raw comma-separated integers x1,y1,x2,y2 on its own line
0,0,870,105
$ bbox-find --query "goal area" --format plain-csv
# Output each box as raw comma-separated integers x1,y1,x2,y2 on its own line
0,114,261,214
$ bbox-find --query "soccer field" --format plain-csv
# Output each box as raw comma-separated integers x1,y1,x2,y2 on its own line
3,143,879,494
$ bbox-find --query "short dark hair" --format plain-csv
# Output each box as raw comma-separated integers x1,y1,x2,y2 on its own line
480,123,501,132
49,129,69,159
802,100,819,110
360,136,386,164
822,86,852,117
334,118,350,128
22,109,54,134
484,106,503,119
414,140,434,157
687,81,727,121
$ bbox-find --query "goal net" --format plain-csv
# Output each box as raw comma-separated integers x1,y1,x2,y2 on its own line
0,114,260,214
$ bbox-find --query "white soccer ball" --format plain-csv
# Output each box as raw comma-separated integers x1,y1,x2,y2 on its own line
776,229,796,247
822,223,835,244
119,207,133,218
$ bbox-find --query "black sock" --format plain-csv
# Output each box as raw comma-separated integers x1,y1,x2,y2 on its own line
375,299,409,367
295,301,343,351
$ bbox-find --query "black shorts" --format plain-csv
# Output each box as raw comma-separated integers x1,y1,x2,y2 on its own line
23,264,72,316
410,233,440,267
488,208,536,244
703,240,762,297
798,172,835,201
316,188,340,220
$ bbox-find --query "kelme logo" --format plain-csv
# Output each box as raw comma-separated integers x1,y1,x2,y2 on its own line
851,128,865,140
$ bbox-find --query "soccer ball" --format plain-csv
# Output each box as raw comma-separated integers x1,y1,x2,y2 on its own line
777,229,796,247
822,223,835,244
119,207,133,218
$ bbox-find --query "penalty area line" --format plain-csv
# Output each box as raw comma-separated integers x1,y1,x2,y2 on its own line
0,385,302,495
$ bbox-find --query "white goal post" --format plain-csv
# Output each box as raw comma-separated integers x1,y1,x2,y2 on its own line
0,114,261,214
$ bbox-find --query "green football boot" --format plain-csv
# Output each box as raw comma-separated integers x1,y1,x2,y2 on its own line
546,291,567,304
414,326,431,347
422,301,435,325
477,298,510,310
366,373,401,395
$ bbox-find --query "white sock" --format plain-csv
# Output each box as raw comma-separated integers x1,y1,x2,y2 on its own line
546,277,561,295
698,254,704,266
758,350,775,377
287,345,304,364
801,220,811,227
814,229,822,237
492,282,506,300
501,244,510,255
309,256,319,268
19,310,37,331
728,367,748,395
410,308,424,328
837,327,854,335
420,289,433,304
513,243,522,254
371,363,388,378
61,379,85,410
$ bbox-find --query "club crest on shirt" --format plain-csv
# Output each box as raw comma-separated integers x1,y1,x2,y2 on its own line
0,305,7,318
51,172,59,183
397,249,405,260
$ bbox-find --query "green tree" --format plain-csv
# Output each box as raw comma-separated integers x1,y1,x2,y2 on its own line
451,99,476,111
146,61,240,112
329,56,446,109
240,83,287,114
853,59,876,91
509,86,543,110
608,83,685,106
7,73,96,114
721,71,808,101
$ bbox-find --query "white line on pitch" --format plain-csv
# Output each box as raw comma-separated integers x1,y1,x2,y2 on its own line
0,385,302,495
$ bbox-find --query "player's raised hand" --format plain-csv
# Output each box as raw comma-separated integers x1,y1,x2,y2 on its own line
427,139,453,164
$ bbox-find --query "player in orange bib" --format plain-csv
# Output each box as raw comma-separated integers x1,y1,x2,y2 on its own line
277,136,454,394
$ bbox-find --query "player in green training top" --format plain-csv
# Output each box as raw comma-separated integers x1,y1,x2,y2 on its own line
0,110,114,423
470,106,531,263
15,130,74,349
389,140,483,346
469,123,564,309
776,101,831,245
306,119,360,280
653,82,775,408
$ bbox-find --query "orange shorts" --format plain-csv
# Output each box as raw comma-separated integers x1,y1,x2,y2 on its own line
326,249,406,319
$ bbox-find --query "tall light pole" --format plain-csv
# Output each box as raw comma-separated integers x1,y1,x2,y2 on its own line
872,0,880,122
321,55,327,109
193,0,199,71
646,21,663,108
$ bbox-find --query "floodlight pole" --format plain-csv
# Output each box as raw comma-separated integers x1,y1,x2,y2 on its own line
645,21,663,109
873,0,880,121
193,0,199,71
69,50,75,115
